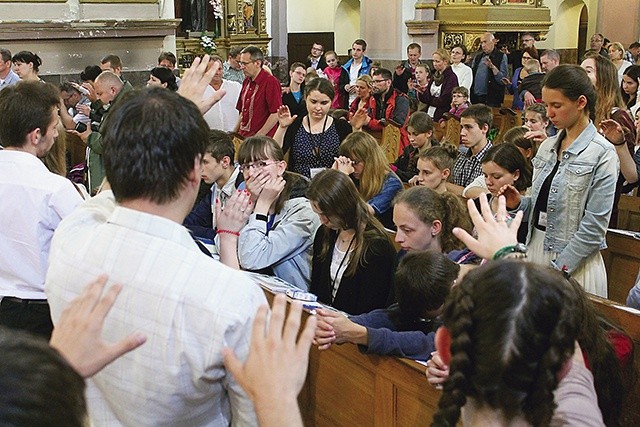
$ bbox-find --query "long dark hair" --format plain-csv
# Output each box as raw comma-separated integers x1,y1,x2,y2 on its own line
433,261,582,427
150,67,178,91
621,65,640,109
307,169,390,277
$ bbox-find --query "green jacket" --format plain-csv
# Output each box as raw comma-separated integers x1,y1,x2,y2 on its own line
86,80,133,193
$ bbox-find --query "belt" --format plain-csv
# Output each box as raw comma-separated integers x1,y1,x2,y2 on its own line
1,297,49,305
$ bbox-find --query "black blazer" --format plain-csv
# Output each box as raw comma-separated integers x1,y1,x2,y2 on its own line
310,225,396,315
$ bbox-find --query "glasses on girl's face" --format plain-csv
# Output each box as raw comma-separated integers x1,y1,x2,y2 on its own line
239,160,277,173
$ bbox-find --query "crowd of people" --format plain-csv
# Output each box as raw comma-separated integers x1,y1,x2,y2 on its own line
1,30,640,425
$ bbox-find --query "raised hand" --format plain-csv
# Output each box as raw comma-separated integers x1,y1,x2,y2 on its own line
177,55,225,114
276,105,297,128
599,119,626,145
223,294,316,427
452,193,522,261
50,275,147,378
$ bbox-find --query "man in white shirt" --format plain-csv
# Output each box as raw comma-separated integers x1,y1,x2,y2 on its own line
0,81,82,339
0,48,20,90
46,77,266,426
203,55,241,132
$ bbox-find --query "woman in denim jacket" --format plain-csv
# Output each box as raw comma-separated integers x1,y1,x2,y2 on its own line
501,65,619,297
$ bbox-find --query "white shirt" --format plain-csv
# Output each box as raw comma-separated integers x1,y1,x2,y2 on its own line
348,62,362,105
617,60,633,84
46,191,266,426
0,150,81,299
451,62,473,92
203,79,242,132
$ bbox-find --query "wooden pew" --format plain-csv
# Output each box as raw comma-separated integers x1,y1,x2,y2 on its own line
601,229,640,304
259,286,447,426
491,107,521,145
589,295,640,426
440,115,461,146
617,194,640,232
363,126,401,164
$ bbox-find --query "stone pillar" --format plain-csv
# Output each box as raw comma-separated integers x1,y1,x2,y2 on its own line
405,0,440,55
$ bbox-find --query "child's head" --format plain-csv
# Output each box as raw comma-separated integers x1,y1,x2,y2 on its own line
523,103,549,133
416,144,458,190
523,58,541,74
451,86,469,107
407,112,435,150
324,50,339,68
414,63,430,85
394,250,459,321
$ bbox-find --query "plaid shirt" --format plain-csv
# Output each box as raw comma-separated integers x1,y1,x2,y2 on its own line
624,50,636,64
451,141,493,187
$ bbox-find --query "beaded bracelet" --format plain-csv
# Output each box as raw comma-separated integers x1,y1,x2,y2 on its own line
217,229,240,237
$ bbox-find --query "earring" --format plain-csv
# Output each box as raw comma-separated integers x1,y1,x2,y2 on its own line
431,231,436,237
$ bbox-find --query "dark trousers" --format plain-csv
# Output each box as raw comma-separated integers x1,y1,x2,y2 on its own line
0,298,54,340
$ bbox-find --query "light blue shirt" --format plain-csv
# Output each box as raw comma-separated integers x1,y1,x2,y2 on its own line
0,69,20,90
516,122,619,273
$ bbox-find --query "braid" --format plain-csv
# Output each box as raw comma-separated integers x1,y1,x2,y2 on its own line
432,283,475,426
523,294,578,426
439,192,472,253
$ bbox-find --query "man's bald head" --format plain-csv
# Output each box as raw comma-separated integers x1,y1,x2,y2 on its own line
94,71,124,105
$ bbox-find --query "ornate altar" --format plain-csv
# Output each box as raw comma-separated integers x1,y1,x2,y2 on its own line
176,0,270,70
435,0,551,53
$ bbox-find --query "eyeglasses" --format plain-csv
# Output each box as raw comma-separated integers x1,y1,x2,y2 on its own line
239,60,256,67
239,160,277,173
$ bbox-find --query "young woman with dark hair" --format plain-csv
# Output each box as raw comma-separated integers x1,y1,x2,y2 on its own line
274,77,352,178
12,51,43,82
621,64,640,116
500,64,619,297
307,169,395,315
147,67,178,91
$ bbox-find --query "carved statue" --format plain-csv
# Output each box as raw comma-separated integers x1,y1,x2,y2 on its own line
185,0,208,32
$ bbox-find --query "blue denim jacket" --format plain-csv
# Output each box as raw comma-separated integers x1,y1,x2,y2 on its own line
517,123,619,273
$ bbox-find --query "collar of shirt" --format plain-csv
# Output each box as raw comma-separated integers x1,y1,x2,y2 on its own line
107,206,199,251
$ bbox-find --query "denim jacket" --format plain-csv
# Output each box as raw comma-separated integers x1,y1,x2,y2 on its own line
517,122,619,273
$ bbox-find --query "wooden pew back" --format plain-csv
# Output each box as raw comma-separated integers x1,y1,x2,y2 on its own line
589,295,640,426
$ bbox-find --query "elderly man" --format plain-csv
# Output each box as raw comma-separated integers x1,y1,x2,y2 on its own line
203,55,241,132
235,45,282,137
0,48,20,90
73,71,132,193
46,57,266,426
470,32,508,107
0,82,82,339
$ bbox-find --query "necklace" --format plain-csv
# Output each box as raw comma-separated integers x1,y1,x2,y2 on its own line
308,114,328,161
330,235,355,304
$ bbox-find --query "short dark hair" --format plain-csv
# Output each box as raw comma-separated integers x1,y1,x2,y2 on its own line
59,81,81,95
629,42,640,50
289,61,306,73
0,81,59,148
407,42,421,53
241,45,264,66
100,54,122,69
157,51,177,66
0,48,11,63
394,251,459,321
353,39,367,51
205,130,235,161
149,66,178,91
80,65,103,82
372,68,393,81
103,87,209,204
304,76,335,101
12,51,42,72
460,103,493,129
0,327,86,426
229,46,243,58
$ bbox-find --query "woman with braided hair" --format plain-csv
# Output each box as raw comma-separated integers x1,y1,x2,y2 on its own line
427,195,607,426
